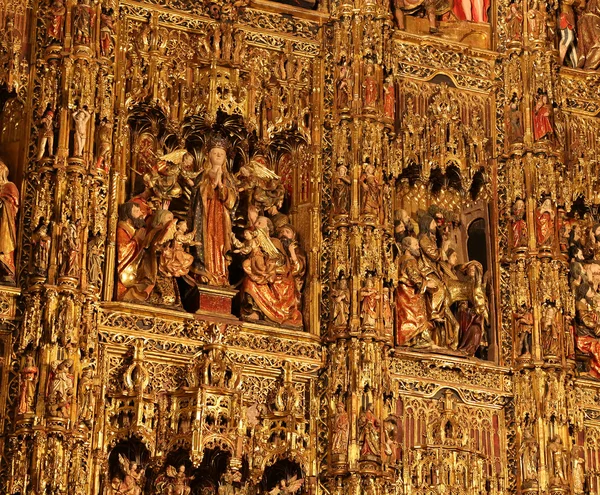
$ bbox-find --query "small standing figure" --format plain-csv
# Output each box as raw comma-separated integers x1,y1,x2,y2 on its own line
533,91,553,141
0,161,19,283
332,160,351,215
511,199,528,249
165,465,194,495
383,75,395,120
507,94,524,142
331,277,350,327
100,8,115,57
72,0,94,45
336,63,351,110
515,306,534,357
506,1,524,42
360,163,380,217
32,218,51,275
77,365,95,427
541,305,560,357
548,435,568,488
572,445,586,495
360,275,379,327
17,356,38,415
37,108,55,160
519,428,539,488
73,105,92,157
358,404,381,459
363,64,378,108
47,0,66,42
535,197,555,247
96,117,113,172
527,0,548,41
87,235,104,288
331,401,350,457
59,220,80,277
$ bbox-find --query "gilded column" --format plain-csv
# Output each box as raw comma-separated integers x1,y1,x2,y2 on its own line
325,0,398,494
7,0,115,492
499,0,575,491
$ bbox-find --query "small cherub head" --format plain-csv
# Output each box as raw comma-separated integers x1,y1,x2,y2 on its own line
243,229,254,241
177,221,188,233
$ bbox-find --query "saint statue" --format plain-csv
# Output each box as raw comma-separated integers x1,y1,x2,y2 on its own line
358,404,381,459
363,64,378,108
535,197,554,247
17,356,38,415
533,92,553,141
511,199,527,249
519,428,539,487
331,401,349,456
0,161,19,283
332,160,351,216
548,435,568,487
190,136,238,286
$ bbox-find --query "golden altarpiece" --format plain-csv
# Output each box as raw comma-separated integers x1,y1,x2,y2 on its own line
0,0,600,492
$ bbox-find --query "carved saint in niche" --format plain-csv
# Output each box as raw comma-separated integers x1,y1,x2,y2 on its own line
332,160,351,216
47,0,66,42
506,1,524,42
519,427,539,487
534,197,554,247
17,356,38,415
331,401,349,457
548,435,568,487
360,163,380,217
363,64,378,108
511,199,528,249
331,277,350,327
533,91,553,141
358,404,381,459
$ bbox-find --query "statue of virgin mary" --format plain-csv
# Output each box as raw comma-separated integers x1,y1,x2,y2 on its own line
189,135,238,286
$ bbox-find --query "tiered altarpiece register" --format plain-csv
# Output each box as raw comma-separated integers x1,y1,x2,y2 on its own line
0,0,600,492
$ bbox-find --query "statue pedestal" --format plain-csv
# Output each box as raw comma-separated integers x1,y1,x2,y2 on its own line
196,284,237,315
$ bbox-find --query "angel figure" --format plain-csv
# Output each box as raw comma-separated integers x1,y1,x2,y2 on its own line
159,221,200,279
143,150,198,209
116,454,143,495
236,157,284,214
236,226,281,285
165,465,194,495
269,476,304,495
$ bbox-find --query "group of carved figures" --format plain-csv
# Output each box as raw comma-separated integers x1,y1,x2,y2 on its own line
330,207,490,356
519,428,578,491
116,134,306,327
504,0,600,70
393,210,490,355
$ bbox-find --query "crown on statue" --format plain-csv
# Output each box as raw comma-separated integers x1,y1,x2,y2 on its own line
207,134,230,152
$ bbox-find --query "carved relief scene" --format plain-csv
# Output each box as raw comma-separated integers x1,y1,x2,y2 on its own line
114,11,317,330
389,82,495,361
